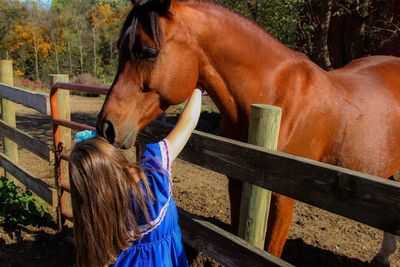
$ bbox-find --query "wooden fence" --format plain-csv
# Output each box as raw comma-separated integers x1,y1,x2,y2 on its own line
139,121,400,236
49,82,400,266
1,62,400,265
0,61,55,206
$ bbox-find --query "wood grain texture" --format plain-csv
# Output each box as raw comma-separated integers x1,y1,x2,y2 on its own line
0,83,49,115
239,104,281,248
139,120,400,236
49,74,72,227
0,152,56,206
0,119,52,161
0,60,18,180
178,208,293,267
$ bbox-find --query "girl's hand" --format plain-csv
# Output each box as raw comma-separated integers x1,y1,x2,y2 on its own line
165,86,203,161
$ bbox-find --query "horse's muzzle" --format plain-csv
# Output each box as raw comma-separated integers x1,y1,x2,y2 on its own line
96,116,138,149
96,117,116,145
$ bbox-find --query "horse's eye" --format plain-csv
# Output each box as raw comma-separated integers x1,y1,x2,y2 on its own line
141,47,159,60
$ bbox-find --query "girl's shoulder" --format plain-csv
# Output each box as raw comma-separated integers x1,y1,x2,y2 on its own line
140,140,171,173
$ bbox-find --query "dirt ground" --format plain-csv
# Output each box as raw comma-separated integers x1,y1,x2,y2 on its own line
0,91,399,267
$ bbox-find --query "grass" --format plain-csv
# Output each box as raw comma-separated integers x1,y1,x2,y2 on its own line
18,86,31,91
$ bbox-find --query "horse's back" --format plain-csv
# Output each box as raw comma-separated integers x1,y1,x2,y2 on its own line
333,55,400,72
328,56,400,105
331,56,400,90
326,56,400,177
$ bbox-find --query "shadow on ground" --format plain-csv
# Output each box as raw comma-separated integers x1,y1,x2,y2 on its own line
0,229,75,267
282,238,369,266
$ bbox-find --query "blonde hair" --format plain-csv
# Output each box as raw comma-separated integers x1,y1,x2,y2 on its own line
69,136,153,267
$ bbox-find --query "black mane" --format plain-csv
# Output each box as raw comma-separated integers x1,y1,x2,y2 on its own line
118,0,171,59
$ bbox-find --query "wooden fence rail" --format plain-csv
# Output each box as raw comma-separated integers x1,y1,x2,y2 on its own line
178,208,292,267
0,119,52,161
0,83,50,115
0,63,54,207
139,121,400,237
0,152,56,205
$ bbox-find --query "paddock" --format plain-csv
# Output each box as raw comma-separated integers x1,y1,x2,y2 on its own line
0,65,399,266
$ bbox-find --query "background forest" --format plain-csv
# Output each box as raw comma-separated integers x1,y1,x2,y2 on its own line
0,0,399,86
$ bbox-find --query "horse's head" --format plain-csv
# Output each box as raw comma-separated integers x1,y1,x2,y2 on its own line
97,0,201,148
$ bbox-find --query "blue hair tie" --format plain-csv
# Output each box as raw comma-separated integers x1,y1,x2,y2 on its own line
74,130,98,142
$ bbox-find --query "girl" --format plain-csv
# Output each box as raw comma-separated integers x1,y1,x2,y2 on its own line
69,87,203,267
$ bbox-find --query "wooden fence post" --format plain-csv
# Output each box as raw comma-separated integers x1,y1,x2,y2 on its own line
238,104,282,248
0,60,18,180
49,74,72,228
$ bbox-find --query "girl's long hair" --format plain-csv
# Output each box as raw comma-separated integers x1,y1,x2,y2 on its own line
69,136,153,267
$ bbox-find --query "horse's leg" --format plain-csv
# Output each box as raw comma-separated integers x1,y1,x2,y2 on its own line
228,178,243,234
371,232,397,266
217,122,244,234
264,192,295,258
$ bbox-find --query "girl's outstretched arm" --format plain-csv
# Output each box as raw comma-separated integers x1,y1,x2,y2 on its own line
165,86,202,161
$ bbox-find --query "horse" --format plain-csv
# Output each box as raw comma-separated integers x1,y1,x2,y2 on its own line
96,0,400,265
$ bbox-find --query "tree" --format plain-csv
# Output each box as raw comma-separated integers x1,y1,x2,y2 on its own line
219,0,303,48
0,0,28,59
299,0,399,68
315,0,333,69
61,0,92,74
48,8,66,73
89,4,113,76
26,1,50,81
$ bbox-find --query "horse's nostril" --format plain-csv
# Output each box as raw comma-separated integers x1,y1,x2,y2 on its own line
103,120,116,144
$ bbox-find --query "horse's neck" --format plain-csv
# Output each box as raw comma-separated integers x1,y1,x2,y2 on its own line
182,2,307,136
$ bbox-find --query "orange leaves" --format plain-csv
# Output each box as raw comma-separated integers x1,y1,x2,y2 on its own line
10,20,53,58
89,4,117,30
14,69,24,77
38,42,51,57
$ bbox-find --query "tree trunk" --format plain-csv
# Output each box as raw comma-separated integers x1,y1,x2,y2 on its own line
34,46,39,81
109,38,113,64
67,31,73,73
55,45,60,73
32,32,39,81
92,27,97,76
349,0,370,60
75,20,84,74
51,30,60,73
315,0,333,70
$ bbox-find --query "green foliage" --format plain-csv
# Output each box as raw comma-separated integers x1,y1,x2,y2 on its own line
0,176,54,232
201,106,220,114
177,104,220,114
219,0,303,48
1,0,397,82
0,0,130,82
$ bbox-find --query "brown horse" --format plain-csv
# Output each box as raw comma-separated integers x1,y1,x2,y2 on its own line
96,0,400,264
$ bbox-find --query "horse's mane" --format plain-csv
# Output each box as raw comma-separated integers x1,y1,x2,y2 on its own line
117,0,169,59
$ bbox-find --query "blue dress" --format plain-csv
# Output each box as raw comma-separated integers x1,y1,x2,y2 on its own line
113,140,188,267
